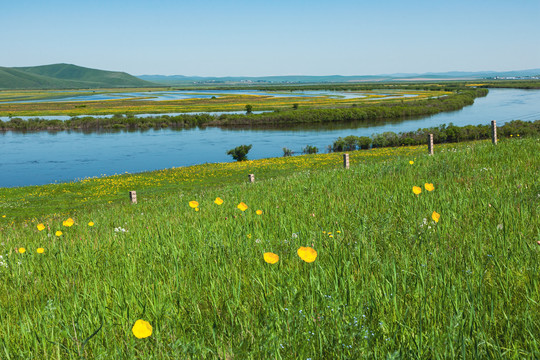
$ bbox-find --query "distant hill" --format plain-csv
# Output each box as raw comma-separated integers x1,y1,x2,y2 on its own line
137,74,391,85
0,63,156,89
139,68,540,85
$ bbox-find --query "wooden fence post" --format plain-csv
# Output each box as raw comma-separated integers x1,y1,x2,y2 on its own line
248,174,255,183
343,153,349,169
428,134,434,155
129,191,137,204
491,120,497,145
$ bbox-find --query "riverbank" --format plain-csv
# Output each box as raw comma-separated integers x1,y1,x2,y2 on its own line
0,142,428,219
1,137,538,358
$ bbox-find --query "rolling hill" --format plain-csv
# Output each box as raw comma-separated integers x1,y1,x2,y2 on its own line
0,63,156,89
138,68,540,85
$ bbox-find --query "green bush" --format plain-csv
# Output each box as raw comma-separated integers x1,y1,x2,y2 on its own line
358,136,371,149
302,145,319,154
227,144,253,161
282,147,293,157
330,120,540,153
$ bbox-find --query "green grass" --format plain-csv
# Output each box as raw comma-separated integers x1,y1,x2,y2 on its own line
0,138,539,359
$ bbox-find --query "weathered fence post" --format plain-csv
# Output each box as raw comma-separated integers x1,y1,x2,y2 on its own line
129,191,137,204
491,120,497,145
248,174,255,183
428,134,434,155
343,153,350,169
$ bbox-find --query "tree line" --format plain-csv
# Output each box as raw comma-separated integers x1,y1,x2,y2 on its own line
329,120,540,152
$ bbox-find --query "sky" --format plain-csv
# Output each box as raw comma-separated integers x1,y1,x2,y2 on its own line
2,0,539,76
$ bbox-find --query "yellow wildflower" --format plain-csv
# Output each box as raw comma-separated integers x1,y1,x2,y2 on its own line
132,319,152,339
189,201,199,208
256,210,263,215
18,248,26,254
425,183,435,192
214,197,224,205
297,247,318,263
37,248,45,254
413,186,422,195
88,222,94,227
55,231,63,237
263,252,279,264
432,211,440,223
37,223,45,231
63,218,74,227
237,202,248,211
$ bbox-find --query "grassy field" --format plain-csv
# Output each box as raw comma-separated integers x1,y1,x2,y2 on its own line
0,89,447,117
0,145,428,220
0,138,539,359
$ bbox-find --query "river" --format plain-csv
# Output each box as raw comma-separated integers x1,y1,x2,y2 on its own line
1,88,539,188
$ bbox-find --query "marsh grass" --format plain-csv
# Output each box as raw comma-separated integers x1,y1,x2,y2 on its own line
0,89,447,118
0,138,539,359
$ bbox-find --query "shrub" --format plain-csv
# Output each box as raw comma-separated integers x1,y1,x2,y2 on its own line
227,144,252,162
282,147,293,157
358,136,372,149
332,138,346,152
343,136,360,151
372,132,400,148
302,145,318,154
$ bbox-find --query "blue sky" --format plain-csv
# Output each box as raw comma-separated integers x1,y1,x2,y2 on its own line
2,0,539,76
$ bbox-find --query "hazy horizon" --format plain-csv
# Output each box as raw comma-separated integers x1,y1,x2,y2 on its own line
2,0,539,77
134,68,540,77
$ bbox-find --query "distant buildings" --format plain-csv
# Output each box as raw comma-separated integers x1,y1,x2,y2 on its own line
488,76,540,80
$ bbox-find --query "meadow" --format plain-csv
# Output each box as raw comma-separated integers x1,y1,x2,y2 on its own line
0,88,448,118
0,89,486,132
0,137,538,358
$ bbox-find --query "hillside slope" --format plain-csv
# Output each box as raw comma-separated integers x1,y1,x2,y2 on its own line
0,63,156,89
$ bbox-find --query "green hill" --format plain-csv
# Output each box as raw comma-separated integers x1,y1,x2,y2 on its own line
0,63,156,89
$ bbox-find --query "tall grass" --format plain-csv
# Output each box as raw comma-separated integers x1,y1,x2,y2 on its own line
0,138,539,359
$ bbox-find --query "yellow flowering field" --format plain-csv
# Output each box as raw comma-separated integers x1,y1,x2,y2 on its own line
0,88,447,117
0,143,427,220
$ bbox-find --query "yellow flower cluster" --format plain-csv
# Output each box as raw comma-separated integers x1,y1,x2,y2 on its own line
263,247,318,264
17,247,45,254
188,198,258,215
413,181,441,224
